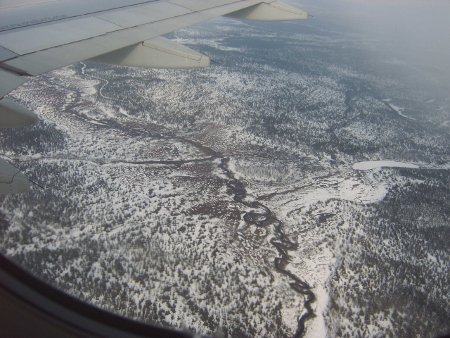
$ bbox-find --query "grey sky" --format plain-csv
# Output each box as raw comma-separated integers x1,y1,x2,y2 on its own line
293,0,450,89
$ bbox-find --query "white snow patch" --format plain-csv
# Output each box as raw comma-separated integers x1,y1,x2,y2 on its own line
353,160,419,171
338,177,387,204
382,100,416,120
88,120,107,126
279,176,387,212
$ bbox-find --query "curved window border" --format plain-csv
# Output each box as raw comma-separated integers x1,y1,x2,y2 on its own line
0,254,197,338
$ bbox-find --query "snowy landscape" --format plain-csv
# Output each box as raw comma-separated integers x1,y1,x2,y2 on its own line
0,4,449,338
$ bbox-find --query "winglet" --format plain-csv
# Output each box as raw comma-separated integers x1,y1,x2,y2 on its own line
226,1,308,21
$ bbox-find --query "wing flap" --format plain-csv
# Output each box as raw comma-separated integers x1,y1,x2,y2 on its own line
0,97,37,127
0,69,27,98
90,37,210,69
0,46,17,62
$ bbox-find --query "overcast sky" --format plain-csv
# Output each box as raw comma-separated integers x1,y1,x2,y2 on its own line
292,0,450,88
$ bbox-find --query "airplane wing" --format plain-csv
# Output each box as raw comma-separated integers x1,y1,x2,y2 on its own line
0,0,307,193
